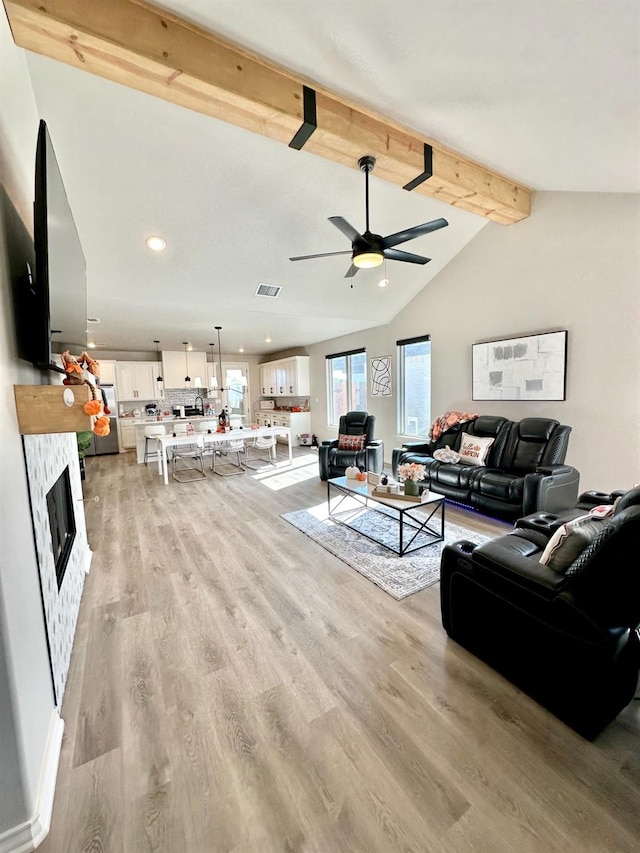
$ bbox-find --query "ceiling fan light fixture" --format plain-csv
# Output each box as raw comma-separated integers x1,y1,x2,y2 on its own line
353,251,384,269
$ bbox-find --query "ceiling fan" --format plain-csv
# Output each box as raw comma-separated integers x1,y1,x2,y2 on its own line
289,155,448,278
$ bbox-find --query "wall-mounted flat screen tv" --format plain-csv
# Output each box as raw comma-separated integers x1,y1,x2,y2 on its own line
18,119,87,371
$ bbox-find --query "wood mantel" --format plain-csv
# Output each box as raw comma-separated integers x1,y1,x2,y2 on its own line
4,0,531,224
14,384,93,435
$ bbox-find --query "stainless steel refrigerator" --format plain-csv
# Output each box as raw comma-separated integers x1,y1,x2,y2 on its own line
84,385,119,455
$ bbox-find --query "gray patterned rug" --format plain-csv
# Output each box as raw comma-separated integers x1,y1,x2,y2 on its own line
281,502,491,599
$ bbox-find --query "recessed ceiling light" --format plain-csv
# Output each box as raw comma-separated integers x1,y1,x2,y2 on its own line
87,342,96,348
378,278,389,288
146,235,166,252
239,347,244,353
187,344,193,351
265,336,272,343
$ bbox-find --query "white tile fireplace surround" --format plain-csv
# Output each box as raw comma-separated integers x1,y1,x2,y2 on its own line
23,433,91,705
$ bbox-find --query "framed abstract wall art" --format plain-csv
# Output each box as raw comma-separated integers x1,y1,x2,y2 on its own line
370,356,392,396
472,330,567,401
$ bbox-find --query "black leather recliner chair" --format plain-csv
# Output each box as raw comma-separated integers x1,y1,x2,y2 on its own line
318,411,384,481
440,486,640,739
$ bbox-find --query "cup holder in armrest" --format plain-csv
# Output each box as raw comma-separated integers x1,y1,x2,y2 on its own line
515,512,560,533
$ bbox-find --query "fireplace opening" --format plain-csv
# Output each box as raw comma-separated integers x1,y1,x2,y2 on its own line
46,466,76,590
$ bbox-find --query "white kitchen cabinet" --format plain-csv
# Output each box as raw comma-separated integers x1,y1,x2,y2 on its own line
259,363,277,396
115,361,156,401
118,421,136,451
255,411,310,444
162,350,208,389
99,359,117,385
258,356,309,397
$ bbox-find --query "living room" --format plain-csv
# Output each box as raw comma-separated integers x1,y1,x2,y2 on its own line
1,2,639,851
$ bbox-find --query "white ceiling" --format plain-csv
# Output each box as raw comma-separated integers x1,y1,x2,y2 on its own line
23,0,640,357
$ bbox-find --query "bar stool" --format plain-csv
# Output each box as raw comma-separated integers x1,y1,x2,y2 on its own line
144,424,166,466
195,420,218,465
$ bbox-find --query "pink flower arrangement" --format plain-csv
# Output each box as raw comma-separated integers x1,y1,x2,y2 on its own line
397,462,426,483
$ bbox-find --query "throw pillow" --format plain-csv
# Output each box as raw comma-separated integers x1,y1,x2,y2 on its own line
539,513,606,573
338,433,366,451
458,433,494,467
433,445,461,463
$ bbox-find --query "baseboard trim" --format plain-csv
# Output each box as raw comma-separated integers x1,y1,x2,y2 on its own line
0,710,64,853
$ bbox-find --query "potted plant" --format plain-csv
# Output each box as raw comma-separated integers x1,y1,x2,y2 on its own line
76,430,93,480
397,462,426,496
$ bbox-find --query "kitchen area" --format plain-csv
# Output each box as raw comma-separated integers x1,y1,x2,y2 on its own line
91,350,311,461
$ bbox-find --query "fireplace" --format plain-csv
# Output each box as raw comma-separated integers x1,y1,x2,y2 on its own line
46,466,76,590
23,433,90,705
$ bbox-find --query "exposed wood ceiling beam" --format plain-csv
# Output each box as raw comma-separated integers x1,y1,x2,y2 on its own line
4,0,531,223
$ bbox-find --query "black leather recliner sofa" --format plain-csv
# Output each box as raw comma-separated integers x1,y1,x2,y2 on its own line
319,411,384,481
440,486,640,739
392,416,580,519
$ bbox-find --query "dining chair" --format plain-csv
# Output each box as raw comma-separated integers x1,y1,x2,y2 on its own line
211,436,245,476
244,434,277,469
171,434,207,482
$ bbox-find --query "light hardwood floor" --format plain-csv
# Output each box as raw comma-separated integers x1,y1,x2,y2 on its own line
40,449,640,852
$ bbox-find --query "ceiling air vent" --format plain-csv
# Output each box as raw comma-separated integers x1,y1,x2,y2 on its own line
255,283,281,298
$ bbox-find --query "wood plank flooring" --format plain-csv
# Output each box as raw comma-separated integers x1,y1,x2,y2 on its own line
39,449,640,852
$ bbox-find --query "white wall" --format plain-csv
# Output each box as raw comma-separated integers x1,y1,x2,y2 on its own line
308,191,640,493
0,3,59,841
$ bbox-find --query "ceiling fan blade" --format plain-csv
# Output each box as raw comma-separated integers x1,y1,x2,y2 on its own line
383,247,431,265
381,217,448,249
344,264,359,278
329,216,362,242
289,250,353,261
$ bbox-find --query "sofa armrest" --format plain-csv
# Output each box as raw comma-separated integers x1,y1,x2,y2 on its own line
365,442,384,475
401,440,432,453
318,442,336,481
522,466,580,516
536,464,573,476
468,537,567,597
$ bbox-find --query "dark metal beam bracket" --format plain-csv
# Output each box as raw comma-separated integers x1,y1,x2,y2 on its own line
288,86,317,150
403,143,433,191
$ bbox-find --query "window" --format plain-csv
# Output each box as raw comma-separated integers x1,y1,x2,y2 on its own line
398,335,431,437
326,348,367,425
222,362,250,420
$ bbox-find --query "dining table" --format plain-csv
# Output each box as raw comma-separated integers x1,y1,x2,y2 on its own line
155,425,293,485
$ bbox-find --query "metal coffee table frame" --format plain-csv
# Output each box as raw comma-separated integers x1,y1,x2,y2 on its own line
327,476,445,557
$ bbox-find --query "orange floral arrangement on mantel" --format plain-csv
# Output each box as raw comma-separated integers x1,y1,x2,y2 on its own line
61,350,111,436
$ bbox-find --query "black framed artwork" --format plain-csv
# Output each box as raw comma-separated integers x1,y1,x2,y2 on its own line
472,330,567,401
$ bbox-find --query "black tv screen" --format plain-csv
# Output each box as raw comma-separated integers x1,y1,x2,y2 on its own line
30,119,87,370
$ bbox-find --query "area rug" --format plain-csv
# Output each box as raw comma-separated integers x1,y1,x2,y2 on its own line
281,501,491,599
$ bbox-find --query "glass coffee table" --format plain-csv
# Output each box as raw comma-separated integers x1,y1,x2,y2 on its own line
327,476,445,556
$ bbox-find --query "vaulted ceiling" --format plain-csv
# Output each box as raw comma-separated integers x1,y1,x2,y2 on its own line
5,0,639,355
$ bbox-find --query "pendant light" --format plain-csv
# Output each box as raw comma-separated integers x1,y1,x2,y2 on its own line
215,326,225,391
208,342,218,390
183,341,191,386
154,340,163,383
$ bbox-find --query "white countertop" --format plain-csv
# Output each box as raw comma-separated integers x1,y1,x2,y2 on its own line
123,415,217,426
